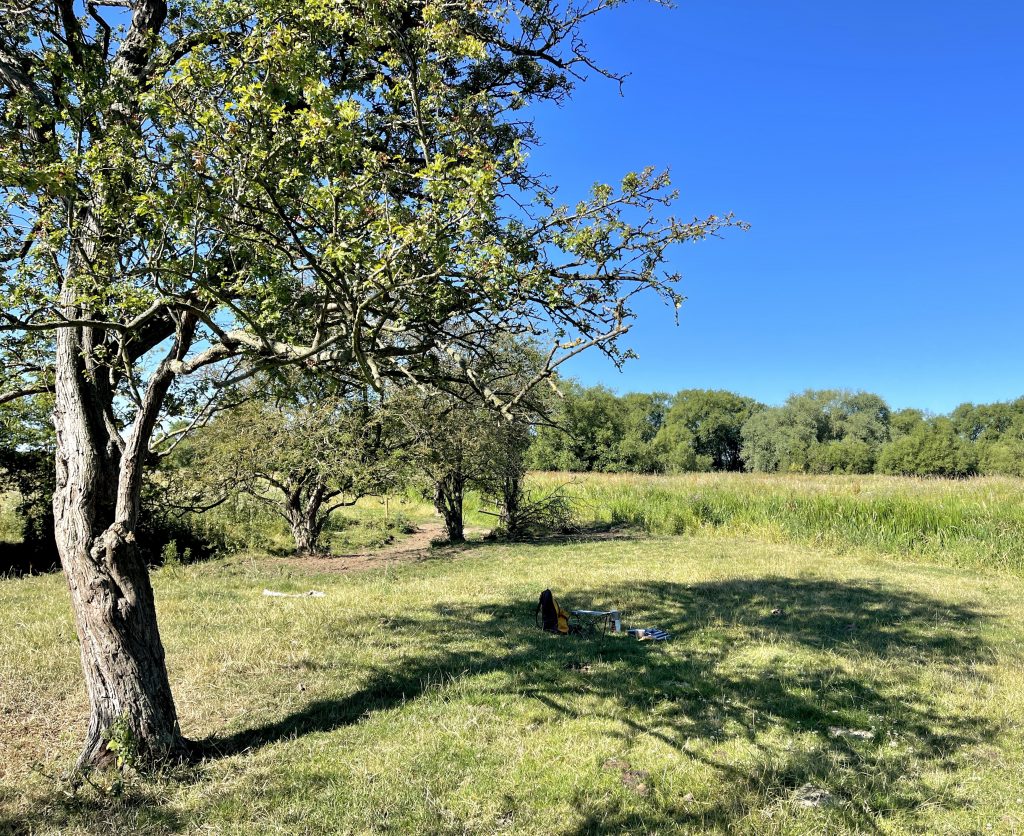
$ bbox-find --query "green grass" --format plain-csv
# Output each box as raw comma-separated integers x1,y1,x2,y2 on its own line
0,492,22,544
4,523,1024,833
540,472,1024,575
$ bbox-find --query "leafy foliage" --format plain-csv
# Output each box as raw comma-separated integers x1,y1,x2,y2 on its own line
527,384,669,473
403,341,547,542
740,390,891,474
167,382,401,553
1,0,736,420
655,389,762,472
527,386,1024,479
876,418,979,478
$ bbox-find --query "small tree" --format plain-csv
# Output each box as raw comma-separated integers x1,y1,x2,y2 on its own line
176,386,399,554
419,403,531,543
403,340,553,542
476,415,534,539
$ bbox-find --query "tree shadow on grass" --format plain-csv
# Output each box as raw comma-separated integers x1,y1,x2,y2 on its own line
0,778,187,836
9,575,998,833
198,576,993,831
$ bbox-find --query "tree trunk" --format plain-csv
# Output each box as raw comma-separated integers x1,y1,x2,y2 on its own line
434,472,465,543
288,512,321,555
53,324,182,769
285,490,325,555
498,468,529,539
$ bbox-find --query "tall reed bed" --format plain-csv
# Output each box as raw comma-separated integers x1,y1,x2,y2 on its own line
532,472,1024,573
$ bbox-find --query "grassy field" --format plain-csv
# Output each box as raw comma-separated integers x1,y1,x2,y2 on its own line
3,474,1024,834
545,472,1024,575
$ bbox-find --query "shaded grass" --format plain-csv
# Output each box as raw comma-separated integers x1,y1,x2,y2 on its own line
538,472,1024,574
0,492,21,544
3,534,1024,833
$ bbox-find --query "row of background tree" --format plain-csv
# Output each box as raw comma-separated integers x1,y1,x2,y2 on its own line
0,345,557,569
528,385,1024,478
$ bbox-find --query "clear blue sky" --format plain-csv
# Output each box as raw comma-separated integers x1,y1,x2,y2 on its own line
531,1,1024,414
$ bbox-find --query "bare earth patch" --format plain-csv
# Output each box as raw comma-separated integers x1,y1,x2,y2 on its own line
267,523,461,574
256,524,638,576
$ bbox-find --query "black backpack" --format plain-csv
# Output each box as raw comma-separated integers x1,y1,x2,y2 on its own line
536,589,569,634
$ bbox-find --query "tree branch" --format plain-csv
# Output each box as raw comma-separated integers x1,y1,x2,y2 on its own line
0,383,54,406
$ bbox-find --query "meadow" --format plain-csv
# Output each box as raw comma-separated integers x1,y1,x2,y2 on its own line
2,473,1024,834
546,472,1024,574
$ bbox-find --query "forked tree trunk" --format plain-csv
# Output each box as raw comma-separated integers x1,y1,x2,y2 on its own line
287,508,324,555
284,487,327,555
434,471,465,543
53,322,183,769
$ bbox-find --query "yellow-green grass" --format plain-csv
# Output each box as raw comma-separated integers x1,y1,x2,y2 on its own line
3,532,1024,834
0,492,21,544
539,472,1024,575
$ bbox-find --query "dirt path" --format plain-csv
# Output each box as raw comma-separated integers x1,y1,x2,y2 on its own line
259,523,634,576
270,523,466,575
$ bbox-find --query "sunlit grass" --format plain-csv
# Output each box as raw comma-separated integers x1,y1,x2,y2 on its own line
5,473,1024,833
3,532,1024,833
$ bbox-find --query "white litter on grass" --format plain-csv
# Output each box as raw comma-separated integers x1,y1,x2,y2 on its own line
828,726,875,740
792,784,835,808
262,589,325,598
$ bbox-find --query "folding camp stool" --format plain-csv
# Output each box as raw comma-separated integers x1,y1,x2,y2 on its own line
570,610,621,635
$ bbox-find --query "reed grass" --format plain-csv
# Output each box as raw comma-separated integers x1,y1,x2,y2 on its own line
534,472,1024,574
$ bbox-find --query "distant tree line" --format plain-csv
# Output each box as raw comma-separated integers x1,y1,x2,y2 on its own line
528,385,1024,478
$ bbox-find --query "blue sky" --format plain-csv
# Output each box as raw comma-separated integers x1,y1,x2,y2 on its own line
531,1,1024,414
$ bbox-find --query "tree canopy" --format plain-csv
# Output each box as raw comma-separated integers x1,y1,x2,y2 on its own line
656,389,762,472
740,390,891,474
525,385,1022,479
2,0,736,767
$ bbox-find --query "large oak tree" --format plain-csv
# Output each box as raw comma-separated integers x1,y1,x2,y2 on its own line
1,0,737,767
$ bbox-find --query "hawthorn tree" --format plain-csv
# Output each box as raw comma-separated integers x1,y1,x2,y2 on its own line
1,0,739,767
175,384,399,554
405,396,514,543
403,343,543,543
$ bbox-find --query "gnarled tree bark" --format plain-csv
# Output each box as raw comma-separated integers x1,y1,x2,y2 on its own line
52,302,194,768
434,471,466,544
284,486,328,556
